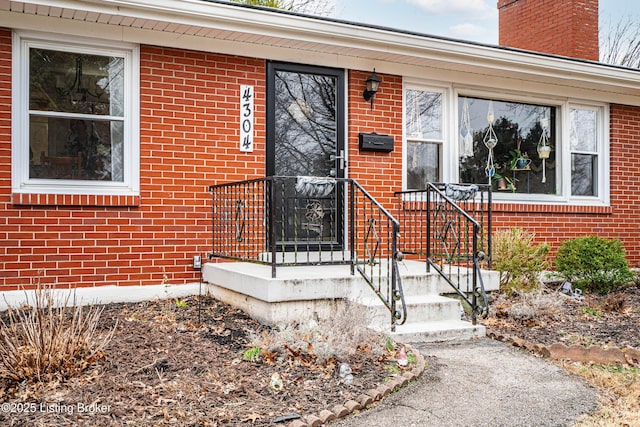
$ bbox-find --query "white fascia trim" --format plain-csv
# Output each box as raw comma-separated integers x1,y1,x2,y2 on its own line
21,0,640,93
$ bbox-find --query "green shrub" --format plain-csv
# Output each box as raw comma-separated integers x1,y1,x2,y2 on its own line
555,236,634,294
492,228,550,294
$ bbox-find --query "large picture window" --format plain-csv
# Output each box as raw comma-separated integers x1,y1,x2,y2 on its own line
13,33,139,196
458,96,556,195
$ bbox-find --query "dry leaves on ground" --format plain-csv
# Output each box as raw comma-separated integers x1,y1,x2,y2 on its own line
484,284,640,427
0,296,409,426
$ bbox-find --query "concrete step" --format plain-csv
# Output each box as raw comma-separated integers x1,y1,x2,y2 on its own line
203,261,490,342
390,320,486,343
403,294,463,322
352,294,464,328
397,260,500,295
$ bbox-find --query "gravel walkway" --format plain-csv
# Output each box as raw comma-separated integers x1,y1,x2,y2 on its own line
330,338,598,427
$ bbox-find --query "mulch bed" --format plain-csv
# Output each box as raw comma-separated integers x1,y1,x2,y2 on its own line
2,284,638,426
0,297,408,426
483,285,640,362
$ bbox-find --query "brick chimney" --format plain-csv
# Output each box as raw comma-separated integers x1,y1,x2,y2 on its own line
498,0,599,61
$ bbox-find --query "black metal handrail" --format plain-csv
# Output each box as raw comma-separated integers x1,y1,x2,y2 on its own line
208,176,406,329
351,180,406,328
395,183,491,323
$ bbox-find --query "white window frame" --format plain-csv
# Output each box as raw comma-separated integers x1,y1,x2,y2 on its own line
11,31,140,197
565,102,609,205
447,87,609,206
402,80,450,190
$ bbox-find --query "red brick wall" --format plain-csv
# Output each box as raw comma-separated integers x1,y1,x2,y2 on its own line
2,33,639,290
0,28,16,288
498,0,599,61
347,70,403,209
492,104,640,268
0,40,266,290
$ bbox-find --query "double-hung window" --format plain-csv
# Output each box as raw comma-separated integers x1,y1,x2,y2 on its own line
404,87,444,190
570,106,602,198
12,32,139,196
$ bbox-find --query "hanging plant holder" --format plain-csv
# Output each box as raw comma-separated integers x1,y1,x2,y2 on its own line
483,101,498,183
460,97,474,157
538,145,551,159
537,117,551,183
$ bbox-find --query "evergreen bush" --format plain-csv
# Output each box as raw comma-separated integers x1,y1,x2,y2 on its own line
555,236,634,294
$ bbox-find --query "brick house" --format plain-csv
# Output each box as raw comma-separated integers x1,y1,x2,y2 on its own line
0,0,639,320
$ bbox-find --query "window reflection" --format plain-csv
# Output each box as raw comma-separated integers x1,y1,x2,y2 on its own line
274,71,337,177
407,141,439,188
571,154,597,196
569,107,599,197
458,97,556,195
28,48,125,181
405,89,442,189
29,118,123,181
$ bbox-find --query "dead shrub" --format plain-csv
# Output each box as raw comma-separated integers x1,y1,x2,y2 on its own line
250,301,387,366
0,286,116,385
492,290,576,323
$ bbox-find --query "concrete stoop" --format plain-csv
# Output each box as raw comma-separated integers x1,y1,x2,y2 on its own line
202,260,497,342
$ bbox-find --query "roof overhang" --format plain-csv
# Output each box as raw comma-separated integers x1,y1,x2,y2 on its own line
3,0,640,105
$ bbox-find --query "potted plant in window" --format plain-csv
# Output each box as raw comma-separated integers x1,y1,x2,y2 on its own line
510,150,531,170
493,173,517,192
509,137,531,170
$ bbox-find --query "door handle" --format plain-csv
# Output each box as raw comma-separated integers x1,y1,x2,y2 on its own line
330,150,346,171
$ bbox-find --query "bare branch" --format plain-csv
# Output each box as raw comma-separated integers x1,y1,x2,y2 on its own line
600,14,640,68
229,0,334,16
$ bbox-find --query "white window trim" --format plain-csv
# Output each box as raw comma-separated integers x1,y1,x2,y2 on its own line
565,102,610,205
402,79,451,190
11,31,140,196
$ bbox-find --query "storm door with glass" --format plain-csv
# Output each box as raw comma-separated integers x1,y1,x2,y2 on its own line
266,62,345,251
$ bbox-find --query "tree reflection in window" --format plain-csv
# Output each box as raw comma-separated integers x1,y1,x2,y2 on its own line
405,89,442,190
458,97,556,195
273,71,337,177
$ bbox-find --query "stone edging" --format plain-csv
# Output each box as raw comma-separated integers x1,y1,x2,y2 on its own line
487,331,640,366
286,344,426,427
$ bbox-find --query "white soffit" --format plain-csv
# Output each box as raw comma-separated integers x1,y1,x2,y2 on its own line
3,0,640,103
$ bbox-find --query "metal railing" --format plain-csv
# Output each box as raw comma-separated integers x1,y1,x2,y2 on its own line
395,183,491,323
209,176,406,329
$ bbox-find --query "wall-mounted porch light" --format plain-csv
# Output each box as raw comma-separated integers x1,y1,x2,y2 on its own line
362,69,381,108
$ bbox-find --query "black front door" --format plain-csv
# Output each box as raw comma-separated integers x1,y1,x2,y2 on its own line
266,62,345,250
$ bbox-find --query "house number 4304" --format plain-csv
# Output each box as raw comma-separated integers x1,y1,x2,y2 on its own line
240,85,254,152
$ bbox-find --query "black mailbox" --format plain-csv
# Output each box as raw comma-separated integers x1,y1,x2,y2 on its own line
358,132,394,152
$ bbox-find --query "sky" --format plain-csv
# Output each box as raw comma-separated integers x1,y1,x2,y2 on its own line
332,0,640,45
